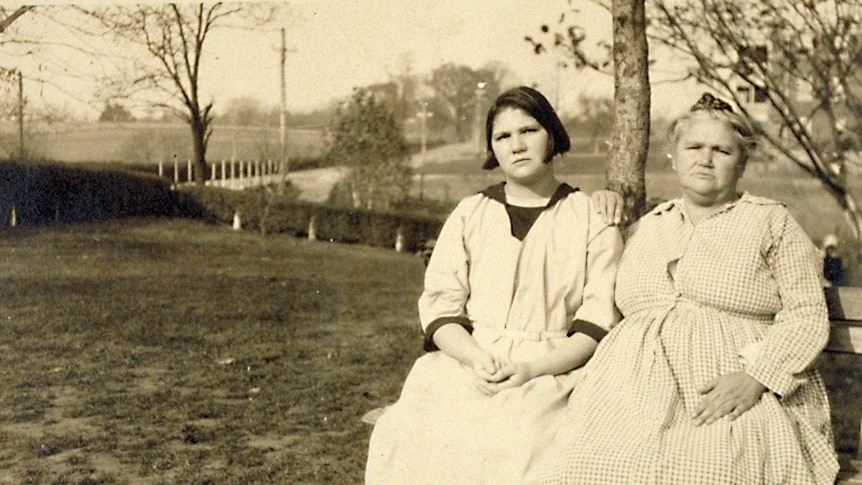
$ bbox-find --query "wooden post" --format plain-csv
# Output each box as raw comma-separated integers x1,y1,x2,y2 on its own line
232,211,242,230
395,226,405,252
187,159,193,183
221,160,227,186
308,216,317,241
173,156,179,185
9,205,16,227
158,158,164,178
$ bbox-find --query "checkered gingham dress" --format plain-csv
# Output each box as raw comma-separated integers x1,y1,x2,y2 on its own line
539,194,839,485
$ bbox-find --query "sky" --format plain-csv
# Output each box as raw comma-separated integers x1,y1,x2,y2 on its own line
5,0,701,121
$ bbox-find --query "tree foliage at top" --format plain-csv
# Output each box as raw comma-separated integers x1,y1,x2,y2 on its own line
569,93,614,153
99,101,134,122
649,0,862,239
428,63,504,142
325,88,411,211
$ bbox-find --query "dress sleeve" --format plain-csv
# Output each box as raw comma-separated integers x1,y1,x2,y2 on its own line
418,201,473,351
745,208,830,397
572,213,624,337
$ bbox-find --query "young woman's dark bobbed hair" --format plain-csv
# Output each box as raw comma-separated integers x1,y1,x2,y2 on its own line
482,86,571,170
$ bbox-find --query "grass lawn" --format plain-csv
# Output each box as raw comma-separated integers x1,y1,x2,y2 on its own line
0,218,425,484
2,217,861,484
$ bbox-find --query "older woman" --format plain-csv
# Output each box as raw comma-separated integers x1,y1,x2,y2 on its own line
539,93,839,484
366,86,622,484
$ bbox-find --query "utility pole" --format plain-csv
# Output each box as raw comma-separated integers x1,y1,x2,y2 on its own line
474,82,486,159
17,70,23,161
279,27,287,191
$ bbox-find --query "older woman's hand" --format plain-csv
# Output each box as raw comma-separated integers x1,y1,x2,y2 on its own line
692,371,767,426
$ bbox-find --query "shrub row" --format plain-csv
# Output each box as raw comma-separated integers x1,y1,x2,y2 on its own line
0,161,198,226
1,161,445,252
180,185,444,252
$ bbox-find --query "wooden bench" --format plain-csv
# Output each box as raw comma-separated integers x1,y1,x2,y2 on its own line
826,287,862,484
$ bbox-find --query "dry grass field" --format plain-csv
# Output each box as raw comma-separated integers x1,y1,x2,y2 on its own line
0,218,424,484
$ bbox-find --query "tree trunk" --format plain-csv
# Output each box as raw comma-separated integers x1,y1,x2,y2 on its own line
840,191,862,242
606,0,650,225
190,118,208,186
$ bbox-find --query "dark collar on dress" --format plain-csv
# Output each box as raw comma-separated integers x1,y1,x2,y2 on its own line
479,182,578,208
479,182,579,240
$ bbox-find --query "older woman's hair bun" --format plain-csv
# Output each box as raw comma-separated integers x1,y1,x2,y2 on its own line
668,92,758,168
690,93,734,113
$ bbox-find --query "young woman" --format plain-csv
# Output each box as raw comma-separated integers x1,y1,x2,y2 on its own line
365,86,623,484
539,93,839,485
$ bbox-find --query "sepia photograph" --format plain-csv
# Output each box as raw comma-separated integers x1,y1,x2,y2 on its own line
1,0,861,483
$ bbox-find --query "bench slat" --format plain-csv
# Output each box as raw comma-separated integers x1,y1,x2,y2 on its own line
838,455,862,484
828,287,862,322
827,288,862,476
827,320,862,354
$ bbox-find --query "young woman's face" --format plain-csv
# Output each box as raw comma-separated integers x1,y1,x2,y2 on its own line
672,117,745,206
490,107,552,187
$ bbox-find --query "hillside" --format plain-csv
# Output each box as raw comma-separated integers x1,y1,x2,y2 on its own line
0,121,325,164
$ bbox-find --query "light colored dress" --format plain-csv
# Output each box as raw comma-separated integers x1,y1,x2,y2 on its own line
366,183,622,484
539,194,839,485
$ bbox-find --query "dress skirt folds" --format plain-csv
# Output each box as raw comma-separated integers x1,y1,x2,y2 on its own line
366,330,581,484
538,195,839,485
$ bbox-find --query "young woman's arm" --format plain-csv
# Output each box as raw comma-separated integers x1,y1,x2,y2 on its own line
487,333,598,390
491,219,624,392
418,199,505,393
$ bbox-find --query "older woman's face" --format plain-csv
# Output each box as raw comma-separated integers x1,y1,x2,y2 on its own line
672,117,744,206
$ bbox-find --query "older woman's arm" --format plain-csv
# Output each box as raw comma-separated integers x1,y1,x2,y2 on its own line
744,207,830,397
693,206,829,425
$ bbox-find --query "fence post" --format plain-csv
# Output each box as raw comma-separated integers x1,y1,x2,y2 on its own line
395,226,406,252
308,215,317,241
187,159,193,183
221,160,227,187
173,156,179,186
158,158,164,178
232,211,242,230
9,205,16,227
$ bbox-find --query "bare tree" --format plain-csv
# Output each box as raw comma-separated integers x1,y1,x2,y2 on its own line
81,3,265,185
0,6,32,34
649,0,862,240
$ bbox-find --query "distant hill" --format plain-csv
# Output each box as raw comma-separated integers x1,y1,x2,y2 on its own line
0,121,325,164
